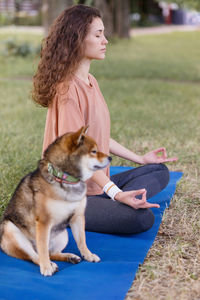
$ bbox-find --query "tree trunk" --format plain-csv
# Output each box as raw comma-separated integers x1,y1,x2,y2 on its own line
42,0,73,35
94,0,130,38
115,0,130,38
93,0,114,38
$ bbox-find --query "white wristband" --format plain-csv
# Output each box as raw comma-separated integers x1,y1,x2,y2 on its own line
103,181,122,201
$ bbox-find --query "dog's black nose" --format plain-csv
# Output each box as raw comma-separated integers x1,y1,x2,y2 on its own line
108,156,112,162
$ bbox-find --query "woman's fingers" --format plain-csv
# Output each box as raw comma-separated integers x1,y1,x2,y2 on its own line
154,148,178,163
133,188,146,197
128,189,160,209
117,190,160,209
159,156,178,163
164,157,178,162
154,147,166,153
145,202,160,208
133,197,160,209
154,147,166,155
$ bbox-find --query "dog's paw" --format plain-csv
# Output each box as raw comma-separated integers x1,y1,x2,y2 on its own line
40,261,58,276
67,254,81,264
82,252,101,263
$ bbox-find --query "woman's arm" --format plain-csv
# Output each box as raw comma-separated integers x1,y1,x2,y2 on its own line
109,138,144,164
110,138,178,165
90,170,110,187
90,170,160,209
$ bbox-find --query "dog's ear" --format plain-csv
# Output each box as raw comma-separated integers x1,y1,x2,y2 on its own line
76,126,89,145
83,125,89,135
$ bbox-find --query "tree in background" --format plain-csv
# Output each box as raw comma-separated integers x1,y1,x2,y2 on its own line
93,0,130,38
42,0,73,35
132,0,161,27
42,0,131,38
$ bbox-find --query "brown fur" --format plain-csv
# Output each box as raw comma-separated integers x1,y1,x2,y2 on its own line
0,126,111,276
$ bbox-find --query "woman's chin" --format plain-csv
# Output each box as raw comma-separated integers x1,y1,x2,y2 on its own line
96,54,106,60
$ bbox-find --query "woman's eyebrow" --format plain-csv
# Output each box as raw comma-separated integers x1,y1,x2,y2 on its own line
95,29,104,33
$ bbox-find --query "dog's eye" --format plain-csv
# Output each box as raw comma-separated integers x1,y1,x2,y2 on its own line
91,150,97,154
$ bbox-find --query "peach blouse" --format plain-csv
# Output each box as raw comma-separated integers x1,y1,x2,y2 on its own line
42,74,111,195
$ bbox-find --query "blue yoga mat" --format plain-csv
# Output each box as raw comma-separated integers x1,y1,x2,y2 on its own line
0,166,182,300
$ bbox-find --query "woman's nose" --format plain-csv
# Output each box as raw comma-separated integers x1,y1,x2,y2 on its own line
102,36,108,45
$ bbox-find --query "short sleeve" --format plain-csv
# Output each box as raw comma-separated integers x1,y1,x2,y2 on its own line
58,98,85,136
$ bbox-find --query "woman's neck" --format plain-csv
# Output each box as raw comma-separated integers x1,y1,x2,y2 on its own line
74,59,91,85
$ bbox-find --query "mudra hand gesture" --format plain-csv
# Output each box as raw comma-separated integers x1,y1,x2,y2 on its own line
142,147,178,165
115,189,160,209
114,148,178,209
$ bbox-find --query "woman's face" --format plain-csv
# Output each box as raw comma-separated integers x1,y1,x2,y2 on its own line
83,17,108,61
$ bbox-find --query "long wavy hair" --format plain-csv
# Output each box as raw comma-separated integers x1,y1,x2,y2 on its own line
32,5,101,107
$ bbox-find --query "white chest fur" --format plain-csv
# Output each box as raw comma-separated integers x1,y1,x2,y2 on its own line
46,180,87,227
47,199,80,226
52,181,86,203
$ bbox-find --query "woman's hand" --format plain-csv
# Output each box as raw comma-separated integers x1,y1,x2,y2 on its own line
141,147,178,165
114,189,160,209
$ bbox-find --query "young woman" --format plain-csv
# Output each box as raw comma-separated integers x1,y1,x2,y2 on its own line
32,5,177,234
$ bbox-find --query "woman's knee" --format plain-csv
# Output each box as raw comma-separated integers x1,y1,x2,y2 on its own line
154,163,170,189
85,197,156,235
116,207,155,234
139,208,155,232
130,208,155,234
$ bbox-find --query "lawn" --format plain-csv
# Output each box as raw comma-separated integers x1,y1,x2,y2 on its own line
0,29,200,299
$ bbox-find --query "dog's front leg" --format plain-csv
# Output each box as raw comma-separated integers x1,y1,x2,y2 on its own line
36,220,58,276
70,214,100,263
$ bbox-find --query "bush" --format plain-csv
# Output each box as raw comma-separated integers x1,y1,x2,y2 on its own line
1,38,40,57
0,13,14,26
0,12,42,26
14,12,42,26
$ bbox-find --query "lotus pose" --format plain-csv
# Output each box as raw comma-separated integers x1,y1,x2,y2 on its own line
32,4,178,234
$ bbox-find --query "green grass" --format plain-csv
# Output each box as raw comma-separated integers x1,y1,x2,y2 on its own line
91,32,200,82
0,29,200,299
0,30,42,77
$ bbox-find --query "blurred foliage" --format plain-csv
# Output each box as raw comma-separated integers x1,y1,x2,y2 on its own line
0,13,42,26
0,13,14,26
1,38,40,57
14,12,42,26
156,0,200,10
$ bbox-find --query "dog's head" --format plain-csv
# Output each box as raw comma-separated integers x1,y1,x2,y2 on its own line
43,126,111,181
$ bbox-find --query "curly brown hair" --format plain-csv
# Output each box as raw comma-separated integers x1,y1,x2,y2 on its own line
32,5,101,107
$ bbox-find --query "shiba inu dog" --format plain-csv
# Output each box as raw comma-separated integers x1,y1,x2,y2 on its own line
0,126,111,276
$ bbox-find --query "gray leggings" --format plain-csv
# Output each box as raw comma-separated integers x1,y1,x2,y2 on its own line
85,164,169,234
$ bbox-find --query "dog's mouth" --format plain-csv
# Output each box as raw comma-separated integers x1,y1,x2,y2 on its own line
93,165,103,170
93,163,109,170
93,157,112,171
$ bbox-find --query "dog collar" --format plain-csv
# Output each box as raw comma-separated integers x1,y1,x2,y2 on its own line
47,163,80,184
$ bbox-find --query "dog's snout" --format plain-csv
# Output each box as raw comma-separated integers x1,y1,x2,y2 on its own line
108,156,112,162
